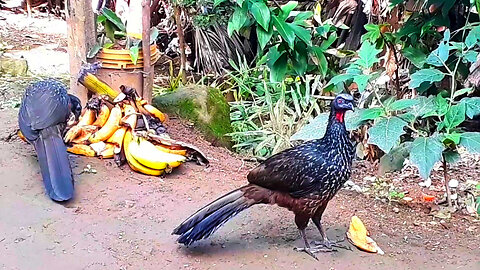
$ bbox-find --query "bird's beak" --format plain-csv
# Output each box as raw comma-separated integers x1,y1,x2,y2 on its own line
348,103,355,111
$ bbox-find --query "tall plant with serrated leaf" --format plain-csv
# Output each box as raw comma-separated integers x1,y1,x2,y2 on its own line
329,24,480,208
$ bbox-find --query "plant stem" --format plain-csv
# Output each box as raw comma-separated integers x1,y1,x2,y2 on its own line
173,5,187,83
442,154,452,208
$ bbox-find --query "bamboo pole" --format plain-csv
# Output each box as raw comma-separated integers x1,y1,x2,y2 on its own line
142,0,153,102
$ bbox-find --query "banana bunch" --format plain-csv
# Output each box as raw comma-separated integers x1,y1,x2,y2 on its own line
63,93,194,176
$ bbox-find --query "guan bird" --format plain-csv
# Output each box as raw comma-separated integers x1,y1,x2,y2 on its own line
173,93,356,259
18,79,82,201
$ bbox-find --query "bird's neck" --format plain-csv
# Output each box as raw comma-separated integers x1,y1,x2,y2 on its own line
326,109,347,132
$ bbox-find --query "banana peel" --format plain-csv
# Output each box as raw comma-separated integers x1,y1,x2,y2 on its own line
143,104,167,122
155,144,187,156
346,216,384,255
17,130,27,142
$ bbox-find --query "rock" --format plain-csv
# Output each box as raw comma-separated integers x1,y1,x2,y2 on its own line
393,207,400,213
448,179,459,188
153,85,232,147
0,56,28,76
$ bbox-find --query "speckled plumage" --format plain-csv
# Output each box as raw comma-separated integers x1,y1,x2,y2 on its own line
18,79,81,202
174,94,355,250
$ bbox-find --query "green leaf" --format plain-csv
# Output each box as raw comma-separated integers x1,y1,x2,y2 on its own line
460,132,480,154
388,99,420,111
443,150,460,164
432,94,449,117
362,24,381,42
272,15,295,49
292,41,308,75
443,133,461,145
426,41,449,67
402,46,427,68
290,23,311,45
97,14,106,23
379,142,412,175
278,1,298,21
368,117,407,153
269,53,288,82
465,26,480,49
463,51,479,63
443,103,466,130
356,41,382,69
294,11,313,25
460,97,480,119
101,7,126,32
87,44,102,58
353,74,371,92
103,43,114,49
319,33,337,51
257,24,273,50
129,45,139,65
214,0,227,7
104,21,116,42
411,96,436,118
453,88,473,99
228,6,248,35
317,51,328,77
250,1,271,31
359,108,385,121
409,69,445,89
328,74,353,87
410,137,445,179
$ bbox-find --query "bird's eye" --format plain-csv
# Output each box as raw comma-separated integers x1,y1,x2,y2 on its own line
338,99,343,104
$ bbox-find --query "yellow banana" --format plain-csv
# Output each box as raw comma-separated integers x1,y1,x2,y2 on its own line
143,104,167,122
70,125,98,144
92,104,110,127
154,144,187,156
129,137,186,170
78,72,122,101
120,104,137,129
123,130,164,176
67,144,96,157
89,105,122,143
99,143,115,158
18,130,27,142
107,126,127,148
78,108,96,126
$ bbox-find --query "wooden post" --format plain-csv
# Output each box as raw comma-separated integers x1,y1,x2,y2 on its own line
142,0,153,102
65,0,96,105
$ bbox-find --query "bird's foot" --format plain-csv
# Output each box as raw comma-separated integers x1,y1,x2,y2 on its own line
294,245,337,260
312,238,352,251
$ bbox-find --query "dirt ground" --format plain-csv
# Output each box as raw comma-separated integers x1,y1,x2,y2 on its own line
1,10,480,270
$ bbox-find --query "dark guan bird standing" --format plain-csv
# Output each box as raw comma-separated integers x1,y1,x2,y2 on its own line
173,94,356,258
18,79,82,201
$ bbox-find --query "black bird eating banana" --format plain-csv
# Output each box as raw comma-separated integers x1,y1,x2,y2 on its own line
18,79,82,201
173,94,356,259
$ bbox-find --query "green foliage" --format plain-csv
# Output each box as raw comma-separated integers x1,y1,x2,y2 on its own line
368,117,407,153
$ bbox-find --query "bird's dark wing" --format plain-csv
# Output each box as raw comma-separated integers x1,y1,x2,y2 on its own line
247,140,333,197
20,80,69,133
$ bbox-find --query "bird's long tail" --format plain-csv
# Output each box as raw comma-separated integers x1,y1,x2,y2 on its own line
173,186,259,245
33,125,74,201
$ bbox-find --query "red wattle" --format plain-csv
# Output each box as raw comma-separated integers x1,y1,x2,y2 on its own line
335,112,344,122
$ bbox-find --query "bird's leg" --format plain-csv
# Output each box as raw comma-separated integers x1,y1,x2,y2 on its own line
312,217,351,250
293,229,336,259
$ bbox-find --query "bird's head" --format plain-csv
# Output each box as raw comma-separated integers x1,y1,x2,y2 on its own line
331,93,355,123
68,94,82,121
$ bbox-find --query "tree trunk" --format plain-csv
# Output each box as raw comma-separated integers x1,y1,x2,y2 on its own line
142,0,153,102
173,5,187,83
66,0,96,105
442,155,452,207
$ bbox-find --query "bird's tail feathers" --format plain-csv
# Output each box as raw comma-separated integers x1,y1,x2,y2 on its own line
172,186,255,245
34,125,74,201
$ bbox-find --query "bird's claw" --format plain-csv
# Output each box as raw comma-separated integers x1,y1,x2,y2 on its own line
294,245,337,260
312,238,352,251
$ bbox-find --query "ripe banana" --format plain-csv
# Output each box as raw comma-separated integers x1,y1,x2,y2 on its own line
154,144,187,156
17,130,27,142
129,137,186,170
120,104,137,129
78,108,96,126
89,105,122,143
78,71,125,102
92,103,110,127
99,143,115,158
67,144,96,157
123,130,164,176
143,104,167,122
107,126,127,148
70,125,98,144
